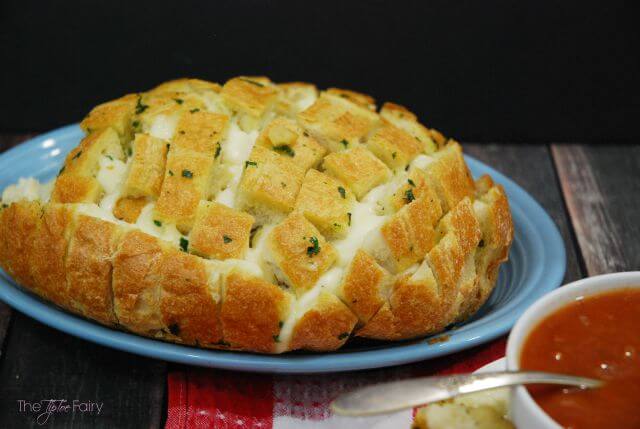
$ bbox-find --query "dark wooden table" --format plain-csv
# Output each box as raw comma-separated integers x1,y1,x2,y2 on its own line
0,134,638,428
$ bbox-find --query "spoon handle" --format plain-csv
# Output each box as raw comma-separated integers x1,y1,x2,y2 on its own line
331,371,602,417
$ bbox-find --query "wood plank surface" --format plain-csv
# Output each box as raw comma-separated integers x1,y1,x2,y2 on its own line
552,144,640,275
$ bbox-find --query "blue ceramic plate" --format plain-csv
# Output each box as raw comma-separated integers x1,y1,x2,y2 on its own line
0,125,566,373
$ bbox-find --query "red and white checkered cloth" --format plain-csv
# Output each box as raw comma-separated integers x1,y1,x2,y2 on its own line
165,338,506,429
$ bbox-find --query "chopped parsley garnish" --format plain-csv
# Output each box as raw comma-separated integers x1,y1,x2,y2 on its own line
72,150,82,160
337,332,349,340
174,98,184,104
223,235,233,244
340,139,349,148
168,323,180,336
132,120,140,129
245,160,257,169
347,212,352,226
182,169,193,178
153,220,162,227
306,236,320,257
168,170,174,176
1,203,8,209
337,186,346,199
479,239,485,248
392,152,397,159
273,334,280,342
405,164,410,171
240,78,265,87
135,96,148,114
273,144,295,157
166,143,171,152
106,155,114,161
404,188,415,203
214,142,221,159
279,321,284,328
179,237,189,252
127,147,132,156
179,130,185,135
407,179,416,187
189,108,200,113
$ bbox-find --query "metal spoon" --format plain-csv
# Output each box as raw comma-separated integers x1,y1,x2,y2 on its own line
331,371,603,417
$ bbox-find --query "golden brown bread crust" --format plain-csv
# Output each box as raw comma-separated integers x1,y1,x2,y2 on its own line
0,76,513,354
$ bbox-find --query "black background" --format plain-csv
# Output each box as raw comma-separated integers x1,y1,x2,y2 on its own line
1,0,638,142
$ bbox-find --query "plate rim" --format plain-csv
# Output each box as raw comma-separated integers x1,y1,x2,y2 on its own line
0,125,566,374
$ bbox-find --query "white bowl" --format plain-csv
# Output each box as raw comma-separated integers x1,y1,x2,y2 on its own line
506,271,640,429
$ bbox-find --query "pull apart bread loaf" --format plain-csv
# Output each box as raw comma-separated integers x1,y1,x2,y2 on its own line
0,77,513,353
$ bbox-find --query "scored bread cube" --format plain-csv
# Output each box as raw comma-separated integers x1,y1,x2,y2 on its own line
368,195,443,273
51,128,124,203
276,82,318,116
134,92,207,139
80,93,137,139
336,250,392,325
325,87,376,111
189,201,255,260
221,76,279,131
288,291,358,351
380,102,437,153
294,169,354,239
172,110,229,154
149,78,222,95
366,121,425,171
153,150,215,233
297,92,379,152
255,117,326,170
322,146,391,199
236,145,306,223
382,168,440,214
423,141,475,213
122,133,168,198
266,212,337,295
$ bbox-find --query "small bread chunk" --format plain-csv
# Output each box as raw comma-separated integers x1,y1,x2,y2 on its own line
255,117,327,170
336,250,392,325
294,169,355,239
322,146,391,199
66,214,123,325
297,92,379,152
412,388,514,429
122,133,168,198
221,76,279,131
266,213,337,295
158,248,223,345
51,128,124,203
189,201,255,260
377,195,443,272
424,141,476,213
276,82,318,116
325,87,376,111
366,122,424,171
380,102,437,153
113,196,148,223
289,291,358,351
80,93,137,139
236,145,306,223
221,272,292,353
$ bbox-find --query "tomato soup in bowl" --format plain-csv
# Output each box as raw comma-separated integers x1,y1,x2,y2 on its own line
506,272,640,429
